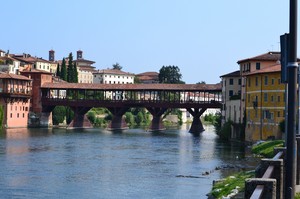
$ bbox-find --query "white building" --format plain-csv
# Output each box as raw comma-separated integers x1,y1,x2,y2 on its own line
74,50,96,83
93,69,135,84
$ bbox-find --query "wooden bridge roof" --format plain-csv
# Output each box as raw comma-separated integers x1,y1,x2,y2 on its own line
41,82,222,91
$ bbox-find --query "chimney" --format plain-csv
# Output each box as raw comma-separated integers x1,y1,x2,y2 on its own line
77,50,83,60
49,50,55,61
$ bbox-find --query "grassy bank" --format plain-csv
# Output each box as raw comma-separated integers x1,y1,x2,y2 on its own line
251,140,284,158
209,171,255,199
209,140,284,198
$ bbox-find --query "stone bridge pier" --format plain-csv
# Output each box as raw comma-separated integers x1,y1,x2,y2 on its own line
147,107,168,131
67,107,92,129
107,107,129,130
187,108,207,133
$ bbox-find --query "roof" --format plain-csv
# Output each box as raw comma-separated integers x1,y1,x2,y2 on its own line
244,64,281,76
0,72,32,81
136,72,159,76
41,82,222,91
237,52,281,64
74,58,95,64
94,69,135,76
13,55,51,64
220,70,240,78
21,69,52,75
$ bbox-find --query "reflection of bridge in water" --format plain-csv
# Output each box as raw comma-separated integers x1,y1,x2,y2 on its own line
40,82,222,133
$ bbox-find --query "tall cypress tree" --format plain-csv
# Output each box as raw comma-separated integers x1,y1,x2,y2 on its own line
56,63,60,77
73,62,78,83
67,53,73,82
60,58,67,81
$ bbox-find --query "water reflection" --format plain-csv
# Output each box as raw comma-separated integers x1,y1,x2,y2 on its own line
0,126,258,198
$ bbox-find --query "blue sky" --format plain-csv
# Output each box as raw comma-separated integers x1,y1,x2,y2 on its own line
1,0,291,83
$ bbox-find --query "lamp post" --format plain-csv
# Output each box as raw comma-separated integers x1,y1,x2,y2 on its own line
285,0,298,198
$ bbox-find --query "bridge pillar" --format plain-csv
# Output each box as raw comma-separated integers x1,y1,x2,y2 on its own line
107,107,129,130
187,108,207,133
67,107,92,129
29,105,55,127
147,107,168,131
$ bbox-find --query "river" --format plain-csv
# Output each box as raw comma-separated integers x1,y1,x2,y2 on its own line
0,125,258,199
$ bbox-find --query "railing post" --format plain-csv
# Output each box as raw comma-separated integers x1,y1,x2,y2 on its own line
255,159,283,199
296,135,300,185
245,178,276,199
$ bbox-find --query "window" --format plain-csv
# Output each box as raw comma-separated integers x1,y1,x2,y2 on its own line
264,93,268,102
229,90,233,97
271,79,274,85
264,76,268,85
271,95,274,102
263,110,271,119
248,78,251,87
229,78,234,85
10,113,12,118
238,79,241,85
255,77,258,86
256,63,261,70
248,94,250,102
23,113,25,118
278,96,280,102
278,111,280,117
17,113,19,118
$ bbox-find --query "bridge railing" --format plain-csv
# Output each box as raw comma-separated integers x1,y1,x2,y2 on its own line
245,148,285,199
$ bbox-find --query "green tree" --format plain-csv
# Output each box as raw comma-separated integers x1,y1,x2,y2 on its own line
135,112,144,125
56,63,60,77
112,62,122,70
67,53,74,83
158,65,184,84
52,106,66,125
196,81,206,84
87,111,96,124
125,112,135,126
134,76,141,84
60,58,67,81
73,62,78,83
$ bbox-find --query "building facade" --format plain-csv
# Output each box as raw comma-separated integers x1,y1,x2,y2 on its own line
74,50,96,83
244,64,284,142
93,69,135,84
0,72,32,128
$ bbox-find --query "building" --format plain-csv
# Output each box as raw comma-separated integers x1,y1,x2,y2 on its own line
13,54,53,73
93,69,135,84
74,50,96,83
244,64,284,142
0,55,21,74
0,72,32,128
136,72,159,84
237,52,281,129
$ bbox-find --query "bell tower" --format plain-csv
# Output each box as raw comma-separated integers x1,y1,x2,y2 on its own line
49,50,55,61
77,50,83,59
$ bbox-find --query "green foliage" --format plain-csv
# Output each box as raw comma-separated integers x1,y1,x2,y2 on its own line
125,112,135,126
210,171,255,199
67,53,74,83
135,112,144,125
196,81,206,84
213,112,222,132
203,113,219,124
217,120,232,141
229,94,241,100
134,76,141,84
52,106,66,125
105,112,113,121
112,62,122,70
252,140,284,158
87,111,96,124
60,58,67,81
73,62,78,83
158,65,184,84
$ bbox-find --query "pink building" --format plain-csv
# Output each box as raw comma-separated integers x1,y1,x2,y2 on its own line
0,72,32,128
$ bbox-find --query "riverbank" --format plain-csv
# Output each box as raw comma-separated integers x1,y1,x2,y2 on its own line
208,140,284,198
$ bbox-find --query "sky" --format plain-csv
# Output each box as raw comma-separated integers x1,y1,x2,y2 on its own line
0,0,293,84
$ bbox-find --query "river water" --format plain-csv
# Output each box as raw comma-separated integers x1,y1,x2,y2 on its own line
0,125,258,199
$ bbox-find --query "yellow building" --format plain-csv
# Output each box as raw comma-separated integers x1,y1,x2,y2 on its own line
244,64,284,142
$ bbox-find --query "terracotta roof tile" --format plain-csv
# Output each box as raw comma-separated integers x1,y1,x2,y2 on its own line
244,64,281,76
0,72,32,81
237,52,281,64
41,82,221,91
94,69,135,76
